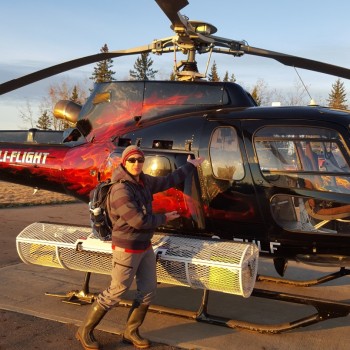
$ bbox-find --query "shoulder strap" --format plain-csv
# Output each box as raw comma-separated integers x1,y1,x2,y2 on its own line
105,179,137,205
96,180,118,207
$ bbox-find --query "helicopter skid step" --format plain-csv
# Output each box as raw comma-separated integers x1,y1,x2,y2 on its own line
45,271,97,306
45,290,97,306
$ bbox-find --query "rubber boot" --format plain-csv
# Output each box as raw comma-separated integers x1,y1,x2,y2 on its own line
123,301,151,349
75,301,107,350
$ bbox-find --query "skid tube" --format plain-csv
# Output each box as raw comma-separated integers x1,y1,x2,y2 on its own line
257,267,350,287
118,287,350,334
45,272,350,333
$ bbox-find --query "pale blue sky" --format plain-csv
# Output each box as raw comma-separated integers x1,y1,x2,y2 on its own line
1,0,350,129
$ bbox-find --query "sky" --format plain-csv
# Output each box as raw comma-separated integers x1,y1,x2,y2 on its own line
1,0,350,130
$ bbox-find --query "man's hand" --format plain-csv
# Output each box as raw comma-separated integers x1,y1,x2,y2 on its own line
187,155,205,167
165,211,180,223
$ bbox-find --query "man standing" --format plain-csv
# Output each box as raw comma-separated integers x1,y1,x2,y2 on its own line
76,145,204,349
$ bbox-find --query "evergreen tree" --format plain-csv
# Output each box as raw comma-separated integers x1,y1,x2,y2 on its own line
70,85,81,104
327,78,348,110
129,53,158,80
230,73,236,83
222,71,236,83
223,71,229,82
90,44,116,84
207,61,220,82
36,110,52,130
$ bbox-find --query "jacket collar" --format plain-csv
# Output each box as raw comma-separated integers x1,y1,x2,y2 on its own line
111,164,143,185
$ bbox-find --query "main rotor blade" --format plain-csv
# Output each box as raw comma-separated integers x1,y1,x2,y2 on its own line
0,45,152,95
155,0,189,28
242,45,350,80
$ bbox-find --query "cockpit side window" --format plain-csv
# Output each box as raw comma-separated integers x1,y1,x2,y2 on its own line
209,127,244,181
254,126,350,194
254,126,350,234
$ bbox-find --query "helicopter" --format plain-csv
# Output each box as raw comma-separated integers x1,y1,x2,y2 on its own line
3,0,350,333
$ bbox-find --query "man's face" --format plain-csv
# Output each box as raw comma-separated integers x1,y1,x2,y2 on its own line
124,156,145,177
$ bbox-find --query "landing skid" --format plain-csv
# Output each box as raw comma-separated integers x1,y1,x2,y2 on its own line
46,271,350,333
139,289,350,334
257,267,350,287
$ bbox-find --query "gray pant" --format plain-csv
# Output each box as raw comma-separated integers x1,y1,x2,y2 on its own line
97,246,157,310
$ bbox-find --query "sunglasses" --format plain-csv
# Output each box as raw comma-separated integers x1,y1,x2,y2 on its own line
127,157,145,164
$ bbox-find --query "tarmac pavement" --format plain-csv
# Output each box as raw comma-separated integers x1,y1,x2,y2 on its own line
1,203,350,350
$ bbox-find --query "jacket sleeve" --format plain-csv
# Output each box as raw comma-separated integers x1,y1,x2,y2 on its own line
146,162,195,194
108,182,166,230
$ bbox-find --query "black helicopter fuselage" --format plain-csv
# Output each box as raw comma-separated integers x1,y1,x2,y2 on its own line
1,81,350,268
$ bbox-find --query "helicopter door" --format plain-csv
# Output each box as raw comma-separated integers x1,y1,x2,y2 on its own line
142,152,206,233
199,122,266,242
209,127,245,181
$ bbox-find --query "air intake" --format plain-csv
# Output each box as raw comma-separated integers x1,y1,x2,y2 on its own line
16,222,259,298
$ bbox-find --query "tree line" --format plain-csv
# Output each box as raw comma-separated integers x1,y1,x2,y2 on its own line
24,44,348,130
